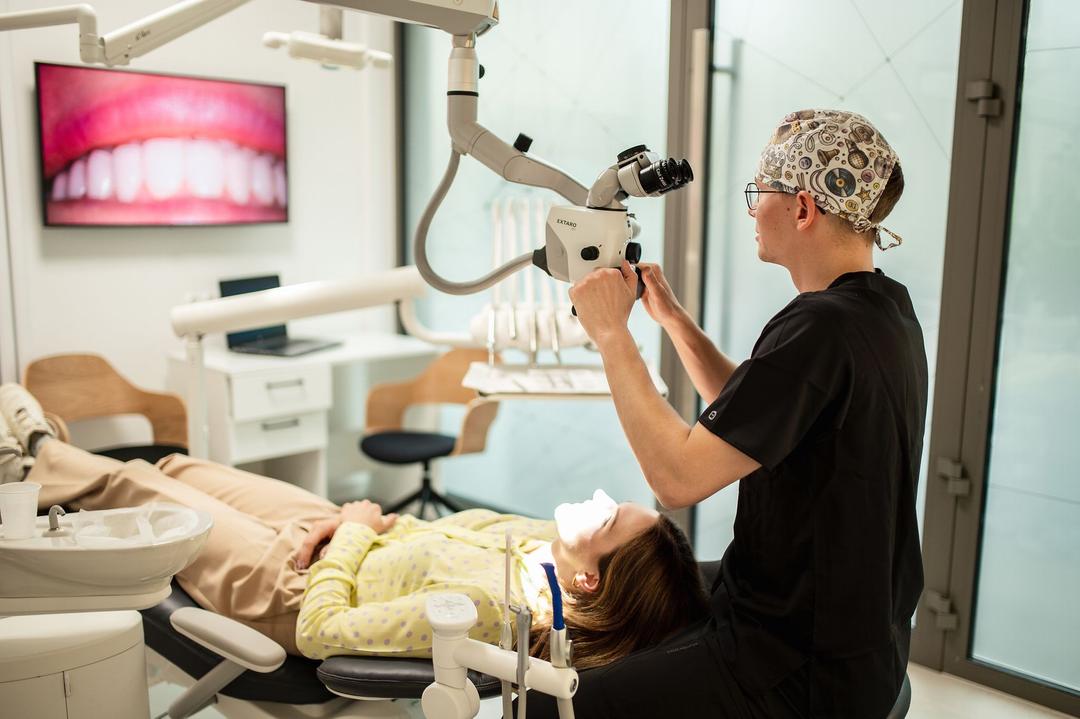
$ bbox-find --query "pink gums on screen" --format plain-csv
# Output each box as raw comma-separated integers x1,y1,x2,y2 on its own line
38,64,287,225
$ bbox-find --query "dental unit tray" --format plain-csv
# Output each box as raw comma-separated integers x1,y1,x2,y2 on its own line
0,503,212,615
462,362,668,399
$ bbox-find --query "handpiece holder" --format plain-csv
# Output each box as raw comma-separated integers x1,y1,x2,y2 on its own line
421,593,578,719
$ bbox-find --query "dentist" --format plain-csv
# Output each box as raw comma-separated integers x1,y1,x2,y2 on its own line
562,110,927,718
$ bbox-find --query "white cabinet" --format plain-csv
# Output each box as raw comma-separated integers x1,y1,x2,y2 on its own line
0,612,149,719
168,355,332,496
168,333,439,499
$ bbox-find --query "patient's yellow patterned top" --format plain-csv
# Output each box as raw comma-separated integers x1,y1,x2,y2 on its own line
296,509,555,660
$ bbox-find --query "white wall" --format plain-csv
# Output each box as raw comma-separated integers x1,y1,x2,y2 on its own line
0,0,399,392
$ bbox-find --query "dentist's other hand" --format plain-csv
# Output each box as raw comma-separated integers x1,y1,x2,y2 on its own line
341,500,399,535
569,261,638,348
637,263,685,327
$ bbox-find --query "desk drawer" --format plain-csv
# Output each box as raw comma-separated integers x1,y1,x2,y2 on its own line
230,411,327,464
230,366,331,422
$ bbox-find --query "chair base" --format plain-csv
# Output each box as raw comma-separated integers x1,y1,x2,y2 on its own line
387,476,464,520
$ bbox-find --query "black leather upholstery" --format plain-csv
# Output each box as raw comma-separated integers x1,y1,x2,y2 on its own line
141,582,334,705
95,444,187,464
318,655,502,700
360,431,456,465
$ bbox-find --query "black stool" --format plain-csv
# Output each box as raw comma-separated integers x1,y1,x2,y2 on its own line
357,349,499,520
359,430,465,518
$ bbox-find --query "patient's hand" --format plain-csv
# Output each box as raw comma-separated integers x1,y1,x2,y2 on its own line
341,500,398,535
295,517,341,571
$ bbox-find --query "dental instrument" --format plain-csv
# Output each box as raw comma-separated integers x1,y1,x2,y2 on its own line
501,532,514,719
541,562,574,719
488,199,503,365
518,200,539,365
504,200,520,342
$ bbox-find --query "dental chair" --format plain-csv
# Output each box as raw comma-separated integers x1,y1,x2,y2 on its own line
359,348,498,519
24,353,188,463
139,562,912,719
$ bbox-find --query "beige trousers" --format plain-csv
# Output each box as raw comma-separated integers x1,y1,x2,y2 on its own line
28,441,342,654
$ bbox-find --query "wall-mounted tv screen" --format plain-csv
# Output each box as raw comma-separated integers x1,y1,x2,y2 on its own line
36,62,288,227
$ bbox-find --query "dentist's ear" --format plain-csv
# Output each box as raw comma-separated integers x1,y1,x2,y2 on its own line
574,570,600,593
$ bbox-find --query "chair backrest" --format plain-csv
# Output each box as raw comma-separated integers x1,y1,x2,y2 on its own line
364,348,498,457
23,353,188,448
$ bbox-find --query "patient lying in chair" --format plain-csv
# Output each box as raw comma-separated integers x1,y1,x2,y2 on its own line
2,383,707,670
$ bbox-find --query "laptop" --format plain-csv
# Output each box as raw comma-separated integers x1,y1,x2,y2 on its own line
219,275,342,357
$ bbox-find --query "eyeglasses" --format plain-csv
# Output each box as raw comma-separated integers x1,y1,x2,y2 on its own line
744,181,790,211
744,182,824,214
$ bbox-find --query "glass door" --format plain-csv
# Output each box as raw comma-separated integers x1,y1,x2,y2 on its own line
915,0,1080,713
966,0,1080,700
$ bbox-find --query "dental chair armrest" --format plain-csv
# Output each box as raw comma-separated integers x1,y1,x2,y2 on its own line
170,607,286,673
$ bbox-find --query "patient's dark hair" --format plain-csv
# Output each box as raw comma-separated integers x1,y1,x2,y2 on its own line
529,514,708,670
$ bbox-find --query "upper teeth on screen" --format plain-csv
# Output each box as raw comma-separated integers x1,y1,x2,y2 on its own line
49,138,287,207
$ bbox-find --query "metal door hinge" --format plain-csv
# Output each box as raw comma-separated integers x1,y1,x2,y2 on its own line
936,457,971,496
924,589,959,631
966,80,1003,118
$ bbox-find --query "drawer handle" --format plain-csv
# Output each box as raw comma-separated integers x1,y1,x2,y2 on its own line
261,418,301,431
266,379,304,390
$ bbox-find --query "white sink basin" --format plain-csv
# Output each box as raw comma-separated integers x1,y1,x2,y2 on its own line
0,503,212,612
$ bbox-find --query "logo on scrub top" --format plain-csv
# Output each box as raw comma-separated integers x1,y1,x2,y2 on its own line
708,410,718,421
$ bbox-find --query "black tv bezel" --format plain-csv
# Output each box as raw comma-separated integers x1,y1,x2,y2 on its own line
34,61,290,229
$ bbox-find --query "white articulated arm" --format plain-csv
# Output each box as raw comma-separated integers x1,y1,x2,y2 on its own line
0,0,252,66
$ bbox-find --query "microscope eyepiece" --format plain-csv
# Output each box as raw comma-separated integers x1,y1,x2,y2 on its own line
639,157,694,195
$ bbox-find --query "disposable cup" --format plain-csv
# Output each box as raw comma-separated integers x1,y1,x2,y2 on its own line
0,482,41,540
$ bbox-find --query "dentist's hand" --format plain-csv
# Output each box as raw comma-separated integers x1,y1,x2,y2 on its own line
636,263,685,327
569,261,638,348
341,500,399,535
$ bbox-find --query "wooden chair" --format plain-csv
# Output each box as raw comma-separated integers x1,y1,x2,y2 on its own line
23,353,188,463
359,348,498,518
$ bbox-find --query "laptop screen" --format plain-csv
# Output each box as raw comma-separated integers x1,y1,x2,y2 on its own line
219,275,287,348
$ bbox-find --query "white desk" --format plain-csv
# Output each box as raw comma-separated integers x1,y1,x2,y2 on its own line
167,333,438,498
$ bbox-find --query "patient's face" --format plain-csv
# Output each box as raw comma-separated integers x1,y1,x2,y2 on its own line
550,491,659,591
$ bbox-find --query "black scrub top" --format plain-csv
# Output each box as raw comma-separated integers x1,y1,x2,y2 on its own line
698,269,928,718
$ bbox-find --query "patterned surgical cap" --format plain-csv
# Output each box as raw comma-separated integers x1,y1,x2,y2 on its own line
757,109,903,250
